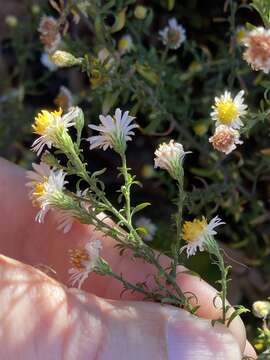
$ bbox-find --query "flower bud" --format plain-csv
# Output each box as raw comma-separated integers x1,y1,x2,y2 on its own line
253,300,270,319
154,140,189,180
74,107,85,133
51,51,82,67
134,5,147,20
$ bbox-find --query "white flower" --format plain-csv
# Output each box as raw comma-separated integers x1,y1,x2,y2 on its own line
159,18,186,49
154,140,189,179
181,216,225,257
26,163,67,223
210,90,247,129
40,52,58,71
87,108,138,154
32,107,79,155
243,27,270,74
135,217,157,241
68,239,102,289
118,34,133,54
38,16,61,53
209,125,243,155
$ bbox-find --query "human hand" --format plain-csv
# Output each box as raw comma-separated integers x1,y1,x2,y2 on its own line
0,158,256,359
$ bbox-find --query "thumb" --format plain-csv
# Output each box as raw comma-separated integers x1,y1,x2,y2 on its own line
0,255,243,360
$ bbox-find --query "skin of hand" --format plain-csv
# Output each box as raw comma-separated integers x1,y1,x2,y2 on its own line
0,158,257,360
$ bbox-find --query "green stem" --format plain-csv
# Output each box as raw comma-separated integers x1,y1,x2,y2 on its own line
121,154,132,224
216,249,228,324
172,177,184,277
108,270,160,300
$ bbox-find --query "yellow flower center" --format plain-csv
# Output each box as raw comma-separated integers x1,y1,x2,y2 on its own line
32,108,62,135
118,38,130,51
236,29,245,44
182,217,207,242
216,100,238,125
69,248,89,270
33,180,47,198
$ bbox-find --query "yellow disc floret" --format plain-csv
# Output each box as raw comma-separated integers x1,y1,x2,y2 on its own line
216,100,238,125
69,248,90,270
32,108,62,135
182,217,207,242
32,181,46,198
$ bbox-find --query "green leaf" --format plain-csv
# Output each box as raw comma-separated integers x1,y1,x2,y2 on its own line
91,168,107,178
131,202,151,216
227,306,250,327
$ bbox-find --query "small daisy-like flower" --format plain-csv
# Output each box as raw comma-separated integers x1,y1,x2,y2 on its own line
87,108,138,154
209,125,243,155
211,90,247,129
159,18,186,50
38,16,61,53
135,216,157,241
54,86,73,112
40,52,58,71
26,164,67,223
181,216,225,257
243,27,270,74
154,140,189,180
32,107,78,155
118,34,133,54
68,239,102,289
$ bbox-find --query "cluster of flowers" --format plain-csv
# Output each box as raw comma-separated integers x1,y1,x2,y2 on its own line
38,12,187,71
209,90,247,155
27,103,228,288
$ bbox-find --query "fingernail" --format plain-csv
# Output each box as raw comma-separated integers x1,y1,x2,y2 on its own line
165,308,242,360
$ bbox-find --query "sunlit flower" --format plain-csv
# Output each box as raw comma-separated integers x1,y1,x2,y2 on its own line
40,52,58,71
54,86,73,112
118,34,133,54
135,216,157,241
38,16,61,53
243,27,270,73
154,140,189,180
211,90,247,129
159,18,186,50
87,108,138,154
209,125,243,155
26,164,67,223
32,107,78,155
68,239,102,289
181,216,225,257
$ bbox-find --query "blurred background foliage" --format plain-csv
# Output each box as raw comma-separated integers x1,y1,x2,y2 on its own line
1,0,270,352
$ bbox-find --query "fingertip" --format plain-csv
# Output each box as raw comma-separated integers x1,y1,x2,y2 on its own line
166,308,242,360
176,268,247,353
